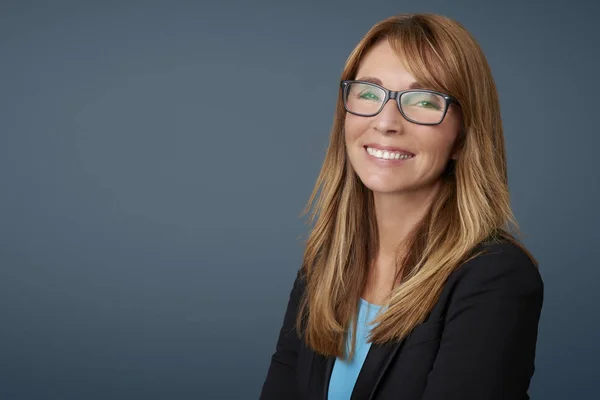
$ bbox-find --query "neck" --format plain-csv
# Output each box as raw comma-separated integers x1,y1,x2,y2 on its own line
361,180,444,304
373,180,442,266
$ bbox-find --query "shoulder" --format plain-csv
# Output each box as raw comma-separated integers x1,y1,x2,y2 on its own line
447,239,544,299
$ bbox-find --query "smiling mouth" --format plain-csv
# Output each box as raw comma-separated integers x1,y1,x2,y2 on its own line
365,146,415,160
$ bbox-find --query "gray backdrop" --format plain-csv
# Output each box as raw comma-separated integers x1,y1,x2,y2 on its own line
1,0,598,399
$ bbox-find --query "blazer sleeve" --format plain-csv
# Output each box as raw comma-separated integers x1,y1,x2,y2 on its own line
421,248,544,400
259,268,305,400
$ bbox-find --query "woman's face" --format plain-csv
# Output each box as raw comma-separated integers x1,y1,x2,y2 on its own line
344,40,462,195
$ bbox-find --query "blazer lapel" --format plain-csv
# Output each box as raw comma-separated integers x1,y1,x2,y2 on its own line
350,339,406,400
307,337,406,400
308,352,335,400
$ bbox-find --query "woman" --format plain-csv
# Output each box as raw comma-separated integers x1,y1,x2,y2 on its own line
260,13,543,400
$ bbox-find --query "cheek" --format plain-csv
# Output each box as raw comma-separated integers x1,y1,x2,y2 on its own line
344,114,369,143
425,136,456,158
424,119,460,159
413,129,459,173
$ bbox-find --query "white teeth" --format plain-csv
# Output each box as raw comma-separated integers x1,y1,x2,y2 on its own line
366,146,414,160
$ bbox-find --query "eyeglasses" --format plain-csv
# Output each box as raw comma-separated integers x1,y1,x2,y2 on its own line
340,80,459,125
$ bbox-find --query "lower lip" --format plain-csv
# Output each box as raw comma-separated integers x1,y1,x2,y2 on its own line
364,147,415,166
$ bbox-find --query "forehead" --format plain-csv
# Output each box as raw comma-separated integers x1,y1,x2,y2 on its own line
355,40,417,90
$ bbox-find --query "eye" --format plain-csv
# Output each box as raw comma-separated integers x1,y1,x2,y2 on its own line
415,100,438,109
402,92,444,110
357,90,381,101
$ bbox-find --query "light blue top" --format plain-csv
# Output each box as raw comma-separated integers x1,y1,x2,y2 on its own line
327,298,383,400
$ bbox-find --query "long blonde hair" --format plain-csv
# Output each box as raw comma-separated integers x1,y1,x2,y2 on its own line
296,13,536,359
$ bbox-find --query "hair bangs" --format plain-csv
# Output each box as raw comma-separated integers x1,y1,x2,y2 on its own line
387,25,459,99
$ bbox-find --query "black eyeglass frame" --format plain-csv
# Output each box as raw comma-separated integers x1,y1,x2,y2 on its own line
340,80,460,126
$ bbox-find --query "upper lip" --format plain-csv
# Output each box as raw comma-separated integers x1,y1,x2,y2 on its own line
364,144,415,155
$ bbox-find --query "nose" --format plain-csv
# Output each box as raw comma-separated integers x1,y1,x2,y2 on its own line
372,99,406,135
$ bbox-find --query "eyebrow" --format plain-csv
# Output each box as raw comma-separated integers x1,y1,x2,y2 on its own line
356,76,424,90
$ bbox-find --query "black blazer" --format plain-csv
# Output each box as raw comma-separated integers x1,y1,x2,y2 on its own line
259,240,544,400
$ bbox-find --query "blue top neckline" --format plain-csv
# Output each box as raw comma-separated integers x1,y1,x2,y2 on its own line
359,297,384,309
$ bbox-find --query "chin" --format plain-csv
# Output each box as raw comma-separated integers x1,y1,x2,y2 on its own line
357,175,413,194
